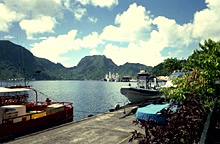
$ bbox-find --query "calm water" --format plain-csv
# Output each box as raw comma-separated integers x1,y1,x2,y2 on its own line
1,80,130,121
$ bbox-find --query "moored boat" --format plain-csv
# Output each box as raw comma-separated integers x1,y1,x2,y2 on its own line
120,70,163,103
0,85,73,141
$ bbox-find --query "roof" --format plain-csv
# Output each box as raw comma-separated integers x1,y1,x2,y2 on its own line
0,87,32,93
170,72,190,77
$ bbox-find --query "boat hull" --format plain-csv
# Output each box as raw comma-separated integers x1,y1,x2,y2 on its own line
120,86,163,103
0,106,73,142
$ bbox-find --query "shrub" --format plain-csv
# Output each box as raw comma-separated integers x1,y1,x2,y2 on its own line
130,93,209,144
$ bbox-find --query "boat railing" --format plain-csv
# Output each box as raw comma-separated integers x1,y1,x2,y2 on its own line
36,101,73,107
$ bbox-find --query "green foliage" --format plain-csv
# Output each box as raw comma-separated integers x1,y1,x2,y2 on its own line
187,39,220,96
131,39,220,143
163,58,186,74
151,58,187,76
0,41,152,80
151,62,170,76
162,39,220,109
0,61,23,80
70,56,152,80
162,70,213,108
130,93,208,144
118,62,152,77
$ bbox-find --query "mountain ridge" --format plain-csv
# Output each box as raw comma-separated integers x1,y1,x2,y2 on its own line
0,40,153,80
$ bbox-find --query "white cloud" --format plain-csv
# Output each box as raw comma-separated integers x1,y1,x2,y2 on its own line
90,49,98,55
31,30,78,63
101,3,194,66
3,0,63,19
103,15,194,66
3,35,14,39
100,3,152,42
152,16,193,48
206,0,220,10
80,32,103,48
39,37,47,40
192,0,220,41
75,0,118,8
91,0,118,8
19,16,57,40
0,0,63,38
75,8,87,21
114,4,151,32
0,3,24,32
88,16,97,23
3,0,220,68
62,1,88,21
98,0,220,67
31,30,103,65
103,41,165,66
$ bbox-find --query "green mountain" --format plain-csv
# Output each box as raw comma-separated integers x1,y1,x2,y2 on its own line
0,40,153,80
0,41,68,80
118,62,152,77
0,40,43,80
68,56,153,80
69,55,118,80
35,57,71,80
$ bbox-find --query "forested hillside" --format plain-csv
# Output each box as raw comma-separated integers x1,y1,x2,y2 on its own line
0,41,153,80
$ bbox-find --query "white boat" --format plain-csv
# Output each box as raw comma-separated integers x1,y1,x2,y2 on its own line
120,70,163,103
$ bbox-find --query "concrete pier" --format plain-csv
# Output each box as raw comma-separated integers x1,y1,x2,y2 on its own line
5,105,144,144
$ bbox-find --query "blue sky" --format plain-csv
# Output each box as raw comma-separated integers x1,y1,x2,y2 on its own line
0,0,219,67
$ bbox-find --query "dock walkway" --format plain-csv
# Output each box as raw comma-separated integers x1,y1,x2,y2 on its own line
5,105,143,144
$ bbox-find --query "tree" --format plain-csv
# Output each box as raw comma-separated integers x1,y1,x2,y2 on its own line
187,39,220,97
130,40,219,143
163,58,186,75
163,39,220,106
151,63,170,76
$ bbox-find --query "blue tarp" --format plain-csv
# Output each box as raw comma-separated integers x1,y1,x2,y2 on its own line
135,104,177,125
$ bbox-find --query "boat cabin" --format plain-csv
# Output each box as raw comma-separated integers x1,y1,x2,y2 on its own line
137,70,159,89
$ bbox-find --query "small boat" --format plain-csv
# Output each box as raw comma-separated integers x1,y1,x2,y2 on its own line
135,103,178,124
120,70,163,103
0,85,73,141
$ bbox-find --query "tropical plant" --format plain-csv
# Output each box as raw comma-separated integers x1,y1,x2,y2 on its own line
186,39,220,97
150,63,170,76
130,93,208,144
130,39,219,143
162,70,214,109
163,58,186,74
162,39,220,107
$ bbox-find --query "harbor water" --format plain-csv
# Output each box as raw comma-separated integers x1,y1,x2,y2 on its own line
1,80,130,121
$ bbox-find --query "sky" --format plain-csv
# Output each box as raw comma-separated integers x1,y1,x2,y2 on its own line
0,0,220,68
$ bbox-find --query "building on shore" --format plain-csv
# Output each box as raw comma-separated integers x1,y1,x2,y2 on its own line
104,72,120,82
120,76,132,82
